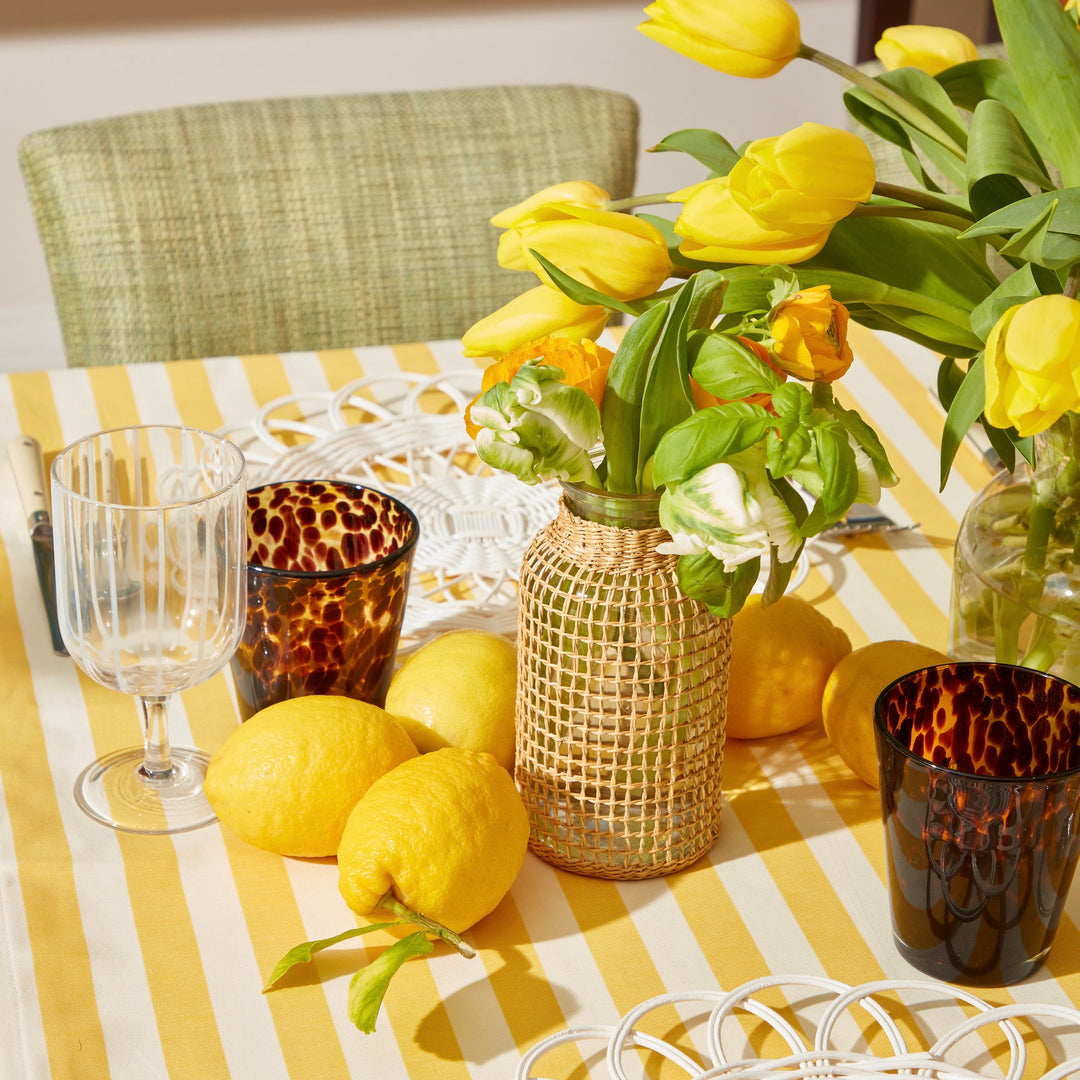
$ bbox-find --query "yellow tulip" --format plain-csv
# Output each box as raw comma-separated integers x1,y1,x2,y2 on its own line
461,284,610,359
729,123,875,228
767,285,854,382
492,181,612,270
638,0,801,78
671,177,833,264
508,204,673,301
874,25,978,76
983,295,1080,437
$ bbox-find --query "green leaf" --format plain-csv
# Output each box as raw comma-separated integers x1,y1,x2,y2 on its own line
263,922,404,991
636,276,712,489
675,553,758,618
800,423,859,535
526,251,638,316
960,189,1080,270
968,262,1060,341
600,302,669,493
811,383,898,488
652,403,773,488
649,128,740,177
994,0,1080,185
997,199,1060,265
689,332,781,400
937,356,965,413
939,354,988,489
966,99,1054,216
937,56,1038,138
346,932,434,1034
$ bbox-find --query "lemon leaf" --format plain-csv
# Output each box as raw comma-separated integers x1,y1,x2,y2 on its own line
347,931,435,1034
262,922,404,991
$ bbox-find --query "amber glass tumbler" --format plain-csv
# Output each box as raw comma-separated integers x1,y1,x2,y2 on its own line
230,480,419,717
875,661,1080,985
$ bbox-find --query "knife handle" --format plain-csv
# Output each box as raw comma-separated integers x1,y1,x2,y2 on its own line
7,435,50,527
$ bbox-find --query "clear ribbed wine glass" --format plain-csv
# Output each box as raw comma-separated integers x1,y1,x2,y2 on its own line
51,425,246,834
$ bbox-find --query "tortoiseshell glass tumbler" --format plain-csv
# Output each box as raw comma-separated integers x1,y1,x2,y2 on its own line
229,480,419,718
875,661,1080,985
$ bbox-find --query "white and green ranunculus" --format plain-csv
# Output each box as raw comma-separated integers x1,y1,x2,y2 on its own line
656,449,801,572
470,360,602,486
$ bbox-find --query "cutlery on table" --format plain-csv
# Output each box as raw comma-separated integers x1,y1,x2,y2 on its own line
7,435,68,656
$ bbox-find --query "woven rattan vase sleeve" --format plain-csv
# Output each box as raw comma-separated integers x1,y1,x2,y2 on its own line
515,490,730,879
19,85,639,367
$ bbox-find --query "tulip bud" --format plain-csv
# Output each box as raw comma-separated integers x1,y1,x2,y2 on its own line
767,285,854,382
874,25,978,76
983,294,1080,437
639,0,802,79
461,285,610,359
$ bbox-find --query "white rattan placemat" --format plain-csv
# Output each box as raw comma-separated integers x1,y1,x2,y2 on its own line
221,369,809,654
515,976,1080,1080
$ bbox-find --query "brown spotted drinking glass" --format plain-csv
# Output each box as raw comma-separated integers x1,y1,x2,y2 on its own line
229,480,419,718
875,661,1080,985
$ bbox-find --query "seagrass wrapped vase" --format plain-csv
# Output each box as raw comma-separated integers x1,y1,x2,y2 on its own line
515,481,730,879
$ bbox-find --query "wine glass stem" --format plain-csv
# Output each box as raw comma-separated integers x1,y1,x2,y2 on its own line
137,695,174,781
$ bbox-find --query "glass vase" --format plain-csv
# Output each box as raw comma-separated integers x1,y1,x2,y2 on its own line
949,415,1080,681
514,480,730,879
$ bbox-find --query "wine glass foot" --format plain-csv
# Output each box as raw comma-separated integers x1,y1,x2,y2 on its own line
74,747,218,834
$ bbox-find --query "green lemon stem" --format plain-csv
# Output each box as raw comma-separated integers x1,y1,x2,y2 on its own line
377,893,476,959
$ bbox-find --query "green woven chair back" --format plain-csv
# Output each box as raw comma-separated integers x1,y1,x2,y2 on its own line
20,86,639,367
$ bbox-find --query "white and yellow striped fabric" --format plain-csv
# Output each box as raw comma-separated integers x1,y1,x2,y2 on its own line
1,330,1078,1080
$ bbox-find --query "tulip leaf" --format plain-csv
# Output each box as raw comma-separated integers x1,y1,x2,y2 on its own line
969,262,1059,341
637,274,727,489
675,553,758,619
652,403,773,488
650,128,740,178
689,332,780,400
937,56,1038,140
961,189,1080,269
526,251,640,317
994,0,1080,186
347,931,434,1034
966,100,1054,215
600,302,669,493
938,354,996,488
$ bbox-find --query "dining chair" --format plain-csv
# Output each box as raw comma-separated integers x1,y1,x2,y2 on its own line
19,85,639,367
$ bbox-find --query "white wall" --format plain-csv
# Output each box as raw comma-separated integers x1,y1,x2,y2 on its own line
0,0,857,368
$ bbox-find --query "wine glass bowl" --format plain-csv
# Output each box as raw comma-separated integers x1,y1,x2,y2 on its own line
51,425,247,834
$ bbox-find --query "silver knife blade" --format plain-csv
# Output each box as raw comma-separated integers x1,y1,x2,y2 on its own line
7,435,67,656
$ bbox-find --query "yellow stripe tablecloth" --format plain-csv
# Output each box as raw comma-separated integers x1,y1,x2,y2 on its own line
1,330,1079,1080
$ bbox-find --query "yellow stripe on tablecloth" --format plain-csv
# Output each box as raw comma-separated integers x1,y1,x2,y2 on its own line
165,361,226,432
9,371,65,455
391,343,440,375
0,540,111,1078
847,322,992,491
316,349,365,390
75,675,231,1076
379,943,472,1079
241,355,293,408
471,895,583,1075
556,872,695,1078
86,365,140,430
217,832,352,1079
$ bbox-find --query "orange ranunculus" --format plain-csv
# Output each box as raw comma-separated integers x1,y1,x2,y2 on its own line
767,285,854,382
464,336,615,438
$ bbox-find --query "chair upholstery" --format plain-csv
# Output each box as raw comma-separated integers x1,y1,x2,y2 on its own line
19,86,639,367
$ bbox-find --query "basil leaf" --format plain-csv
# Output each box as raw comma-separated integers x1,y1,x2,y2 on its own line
690,333,781,400
652,403,773,488
675,553,759,618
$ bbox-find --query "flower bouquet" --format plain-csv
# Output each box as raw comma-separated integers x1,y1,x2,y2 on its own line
463,0,1080,674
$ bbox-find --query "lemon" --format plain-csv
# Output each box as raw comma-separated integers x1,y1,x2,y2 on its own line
725,594,852,739
384,629,517,771
822,640,950,787
204,695,417,857
337,747,529,934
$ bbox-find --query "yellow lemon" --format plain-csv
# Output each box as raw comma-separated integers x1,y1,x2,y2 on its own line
385,629,517,771
822,640,950,787
726,594,852,739
204,695,417,857
337,747,530,934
